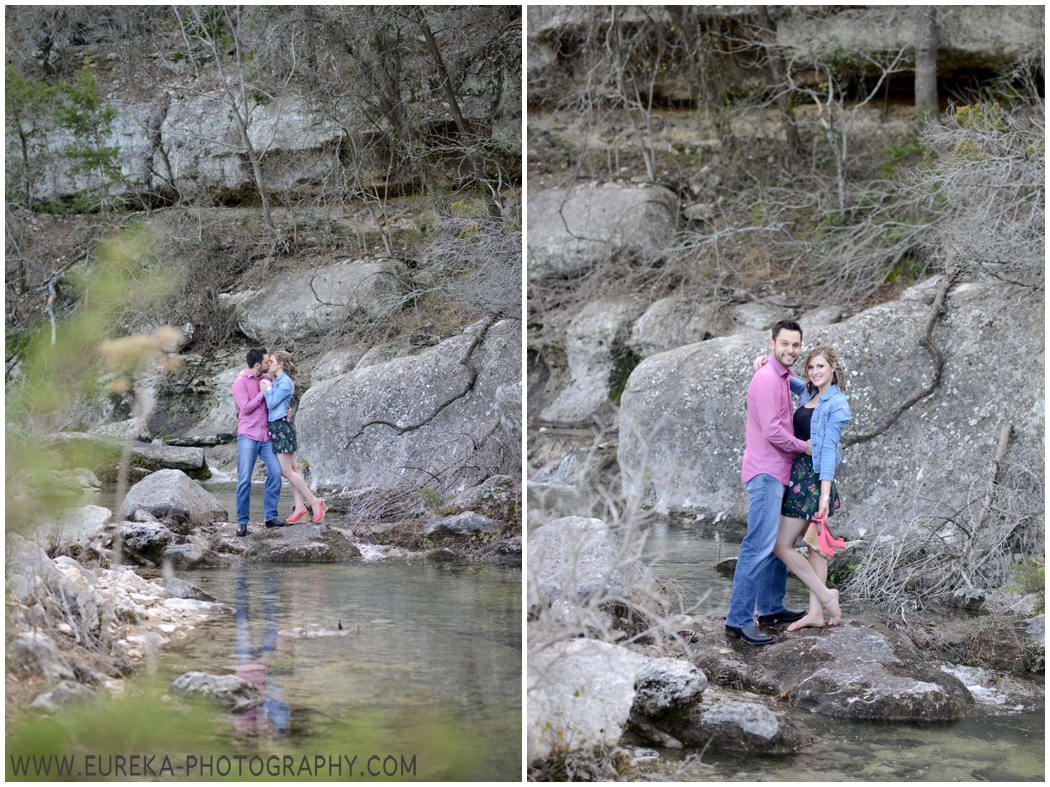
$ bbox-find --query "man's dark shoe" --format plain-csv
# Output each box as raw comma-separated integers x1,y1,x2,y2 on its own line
725,625,775,645
235,525,248,537
264,519,284,528
757,609,807,626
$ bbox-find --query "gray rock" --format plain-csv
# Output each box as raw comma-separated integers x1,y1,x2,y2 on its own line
495,381,523,457
528,184,677,281
685,618,975,721
30,680,99,713
540,297,646,422
628,297,734,359
527,639,637,763
424,512,501,537
120,469,227,526
663,698,808,753
90,419,150,442
297,318,520,495
39,505,111,555
799,304,845,328
170,671,264,714
44,433,206,473
6,536,62,592
161,93,342,200
164,577,216,602
1023,614,1044,648
450,475,520,522
619,280,1043,533
162,542,230,570
213,523,361,563
8,634,76,682
354,337,419,370
726,302,792,335
528,516,667,620
631,656,707,718
232,259,405,344
115,522,177,565
472,536,523,566
311,346,369,380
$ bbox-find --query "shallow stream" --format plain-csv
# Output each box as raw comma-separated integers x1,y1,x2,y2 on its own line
28,481,522,780
529,484,1045,782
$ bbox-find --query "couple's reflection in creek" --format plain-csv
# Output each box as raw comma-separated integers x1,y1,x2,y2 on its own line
232,568,289,737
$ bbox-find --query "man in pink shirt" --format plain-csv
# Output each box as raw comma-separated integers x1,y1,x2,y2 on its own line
726,321,811,645
232,347,283,536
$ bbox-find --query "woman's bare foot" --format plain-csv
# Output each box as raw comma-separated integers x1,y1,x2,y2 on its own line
786,612,825,632
823,589,842,626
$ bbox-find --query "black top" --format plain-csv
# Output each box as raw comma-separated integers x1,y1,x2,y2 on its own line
793,404,814,442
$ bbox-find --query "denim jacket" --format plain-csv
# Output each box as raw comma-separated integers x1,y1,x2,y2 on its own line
263,372,294,422
789,378,851,481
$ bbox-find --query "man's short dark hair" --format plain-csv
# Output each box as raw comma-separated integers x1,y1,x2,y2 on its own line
771,320,803,342
246,347,267,368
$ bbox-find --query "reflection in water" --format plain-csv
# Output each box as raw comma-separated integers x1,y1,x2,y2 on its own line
162,562,521,780
233,567,289,737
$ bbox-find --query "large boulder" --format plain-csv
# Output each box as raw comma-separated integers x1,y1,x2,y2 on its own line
229,259,405,344
527,638,637,763
209,523,361,563
527,184,677,282
161,94,342,198
45,433,208,476
662,695,810,753
627,297,734,359
540,297,646,423
120,469,227,526
528,516,666,620
618,280,1044,532
38,505,111,556
630,656,707,718
684,617,975,721
296,318,521,495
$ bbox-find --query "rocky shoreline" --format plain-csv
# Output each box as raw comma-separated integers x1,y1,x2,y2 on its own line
526,516,1045,779
6,469,521,721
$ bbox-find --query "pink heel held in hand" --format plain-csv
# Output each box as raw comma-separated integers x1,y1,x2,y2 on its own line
813,512,845,558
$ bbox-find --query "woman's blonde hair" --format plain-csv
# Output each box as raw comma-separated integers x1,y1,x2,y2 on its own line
803,345,845,393
269,349,296,380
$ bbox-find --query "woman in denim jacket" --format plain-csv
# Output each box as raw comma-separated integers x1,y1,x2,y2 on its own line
773,345,851,630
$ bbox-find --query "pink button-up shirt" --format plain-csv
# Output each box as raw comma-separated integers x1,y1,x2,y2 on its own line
232,372,273,442
741,356,809,485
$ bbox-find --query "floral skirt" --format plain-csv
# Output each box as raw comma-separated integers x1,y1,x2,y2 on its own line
268,415,297,454
781,452,840,520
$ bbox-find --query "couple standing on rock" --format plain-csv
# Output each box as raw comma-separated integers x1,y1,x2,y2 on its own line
231,347,326,536
726,320,851,646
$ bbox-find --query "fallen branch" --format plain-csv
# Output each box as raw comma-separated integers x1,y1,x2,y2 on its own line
843,268,959,448
342,314,498,449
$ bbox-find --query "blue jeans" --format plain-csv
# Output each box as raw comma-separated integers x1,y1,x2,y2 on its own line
236,435,282,524
726,474,789,628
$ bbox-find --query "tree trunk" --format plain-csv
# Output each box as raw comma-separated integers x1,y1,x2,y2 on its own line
756,6,801,158
414,9,502,216
914,6,939,122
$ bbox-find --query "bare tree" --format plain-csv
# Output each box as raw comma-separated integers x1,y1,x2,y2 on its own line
171,5,289,235
914,6,939,122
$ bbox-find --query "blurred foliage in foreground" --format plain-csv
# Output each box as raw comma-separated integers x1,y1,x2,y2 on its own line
5,226,179,530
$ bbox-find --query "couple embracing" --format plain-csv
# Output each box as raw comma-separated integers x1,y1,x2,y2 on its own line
231,347,326,536
726,320,850,646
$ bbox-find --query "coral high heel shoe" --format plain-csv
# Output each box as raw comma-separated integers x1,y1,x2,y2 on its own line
285,506,308,524
311,498,327,524
813,512,845,558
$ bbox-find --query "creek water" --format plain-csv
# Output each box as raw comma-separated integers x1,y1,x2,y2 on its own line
528,483,1045,782
73,481,522,780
